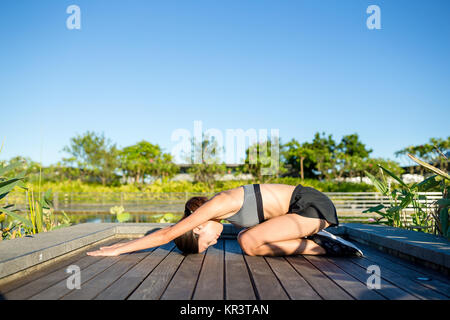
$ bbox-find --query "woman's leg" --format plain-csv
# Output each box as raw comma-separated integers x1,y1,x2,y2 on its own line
237,214,330,256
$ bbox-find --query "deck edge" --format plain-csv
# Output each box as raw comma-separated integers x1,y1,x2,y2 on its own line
1,222,448,282
340,223,450,275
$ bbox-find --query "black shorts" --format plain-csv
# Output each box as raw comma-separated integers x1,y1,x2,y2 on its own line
288,184,339,227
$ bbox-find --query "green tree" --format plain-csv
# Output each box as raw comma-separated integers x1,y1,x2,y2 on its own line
283,133,375,181
41,161,82,182
303,132,337,180
363,157,404,180
395,137,449,175
153,153,179,181
62,131,120,185
2,156,40,180
120,141,179,183
187,135,226,189
428,137,449,172
240,137,285,181
337,133,373,158
282,133,335,180
335,133,373,179
120,140,160,184
282,139,316,179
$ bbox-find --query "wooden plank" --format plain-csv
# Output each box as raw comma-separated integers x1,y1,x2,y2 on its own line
61,248,155,300
243,254,289,300
265,256,321,300
0,237,119,295
328,256,419,300
192,239,225,300
286,255,353,300
304,255,385,300
28,240,131,300
355,243,450,298
3,239,126,300
128,245,185,300
361,243,450,287
95,242,175,300
331,198,440,202
223,239,256,300
350,254,448,300
160,249,205,300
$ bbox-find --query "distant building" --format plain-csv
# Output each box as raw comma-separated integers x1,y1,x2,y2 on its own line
176,163,243,174
173,163,253,181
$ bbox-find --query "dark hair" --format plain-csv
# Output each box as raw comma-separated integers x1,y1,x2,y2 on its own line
173,196,209,254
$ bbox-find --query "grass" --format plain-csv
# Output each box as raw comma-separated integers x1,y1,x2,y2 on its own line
24,177,377,194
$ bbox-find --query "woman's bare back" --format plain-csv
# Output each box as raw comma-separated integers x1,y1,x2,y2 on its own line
216,184,296,221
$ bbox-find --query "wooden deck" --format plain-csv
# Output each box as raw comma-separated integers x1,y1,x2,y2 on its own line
1,237,449,300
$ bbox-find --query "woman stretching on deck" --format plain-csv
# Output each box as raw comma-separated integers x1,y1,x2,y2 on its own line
87,184,363,257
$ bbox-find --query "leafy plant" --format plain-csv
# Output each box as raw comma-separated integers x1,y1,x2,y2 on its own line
364,165,433,230
407,153,449,239
156,213,177,223
109,205,131,222
363,152,449,239
1,145,72,240
0,160,27,239
2,187,72,240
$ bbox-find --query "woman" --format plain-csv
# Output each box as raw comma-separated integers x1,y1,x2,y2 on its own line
87,184,362,257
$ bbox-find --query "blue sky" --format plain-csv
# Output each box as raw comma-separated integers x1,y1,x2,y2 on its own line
0,0,449,166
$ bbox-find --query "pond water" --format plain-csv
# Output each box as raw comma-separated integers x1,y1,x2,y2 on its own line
59,212,373,225
59,212,183,224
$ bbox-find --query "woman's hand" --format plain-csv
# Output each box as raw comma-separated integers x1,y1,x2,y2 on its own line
86,228,170,257
86,246,120,257
99,243,126,250
88,239,137,256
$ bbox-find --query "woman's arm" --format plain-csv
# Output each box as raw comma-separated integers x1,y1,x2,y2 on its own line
86,192,236,256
